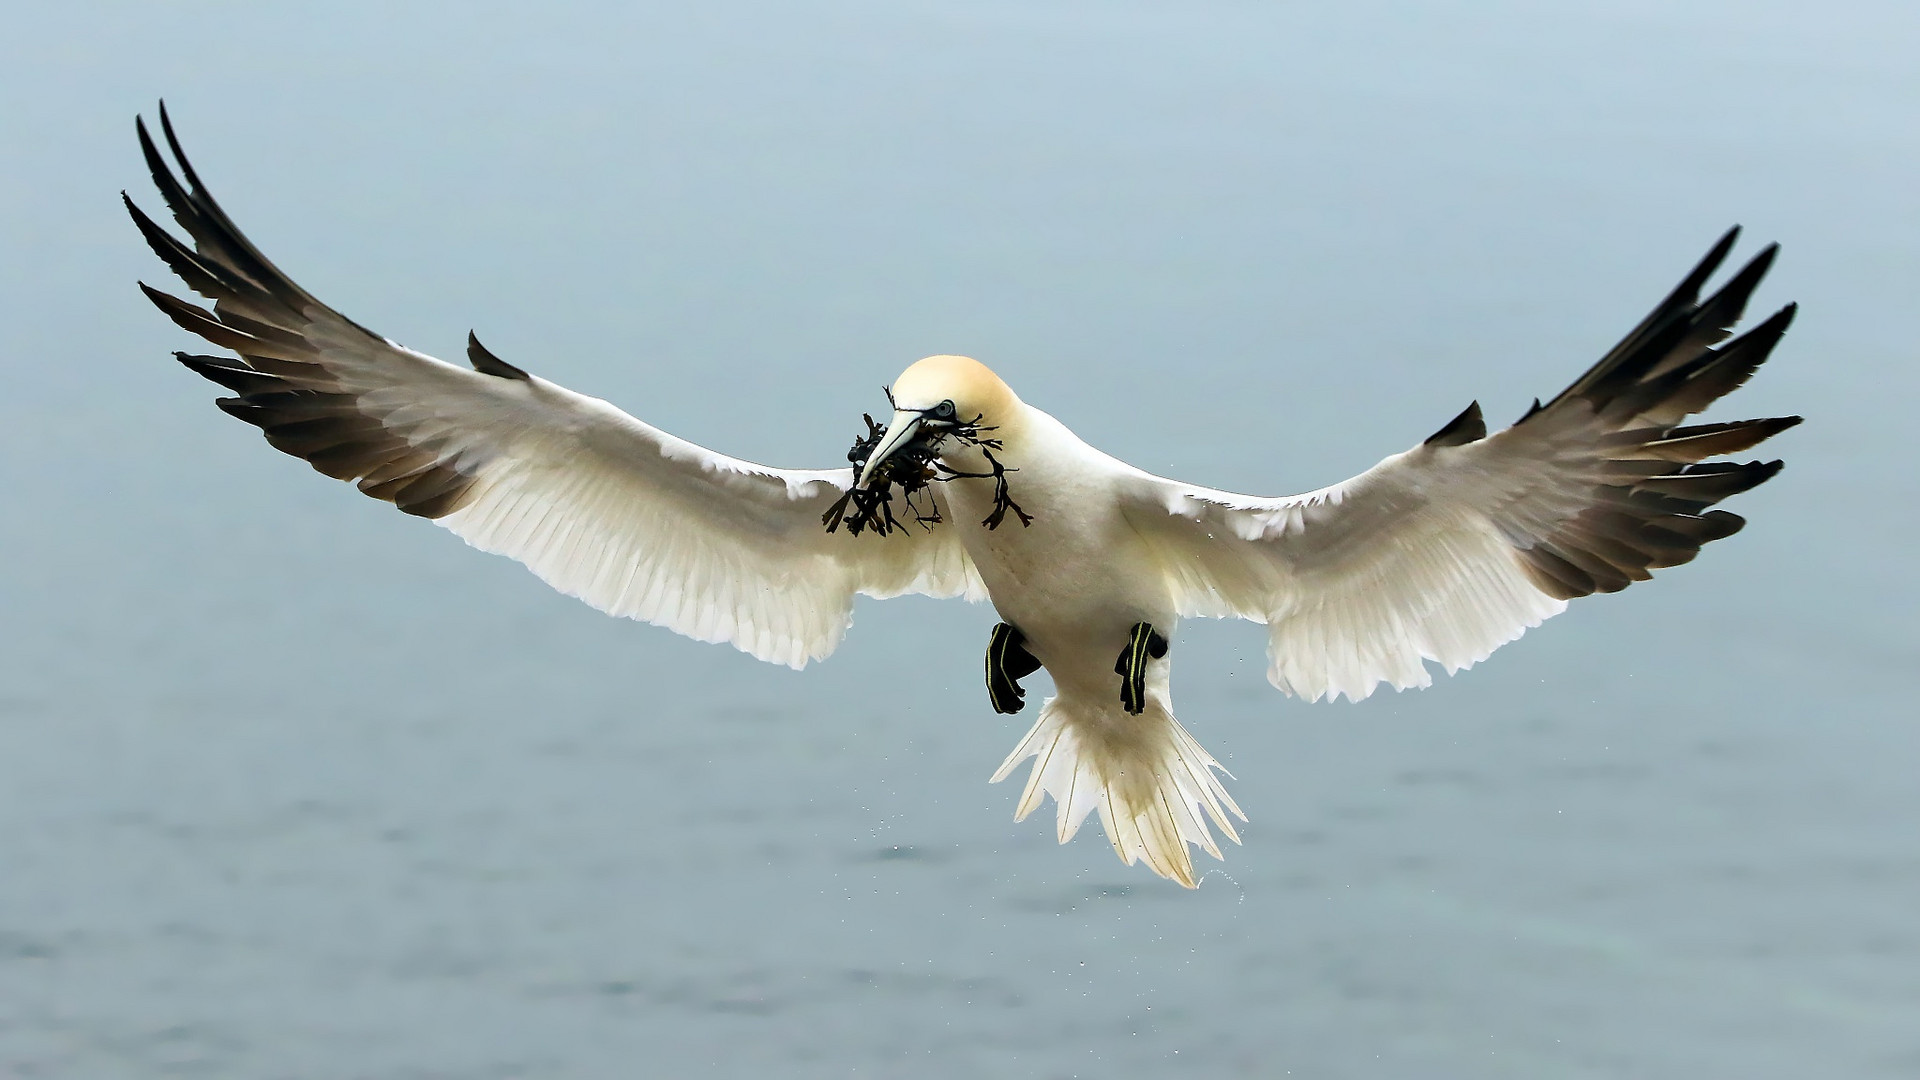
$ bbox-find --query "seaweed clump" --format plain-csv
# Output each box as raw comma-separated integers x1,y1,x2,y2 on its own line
821,392,1034,537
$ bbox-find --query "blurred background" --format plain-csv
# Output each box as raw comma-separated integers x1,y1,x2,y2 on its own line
1,2,1915,1076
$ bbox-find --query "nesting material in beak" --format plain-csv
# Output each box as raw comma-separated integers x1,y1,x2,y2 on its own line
822,409,946,537
822,401,1031,538
857,410,925,488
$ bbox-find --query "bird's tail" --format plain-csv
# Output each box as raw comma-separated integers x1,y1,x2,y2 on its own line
989,691,1245,887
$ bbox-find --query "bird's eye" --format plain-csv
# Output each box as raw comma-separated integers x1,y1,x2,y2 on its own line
930,400,957,421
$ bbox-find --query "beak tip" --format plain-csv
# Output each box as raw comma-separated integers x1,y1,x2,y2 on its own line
856,411,923,490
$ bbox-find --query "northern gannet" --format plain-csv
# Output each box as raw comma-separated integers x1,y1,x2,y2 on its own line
127,107,1799,887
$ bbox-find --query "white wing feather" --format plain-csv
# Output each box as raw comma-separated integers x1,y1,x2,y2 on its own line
427,371,982,669
1119,230,1798,703
1122,439,1570,702
130,109,980,670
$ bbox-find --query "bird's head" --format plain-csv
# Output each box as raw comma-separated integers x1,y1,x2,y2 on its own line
855,355,1019,488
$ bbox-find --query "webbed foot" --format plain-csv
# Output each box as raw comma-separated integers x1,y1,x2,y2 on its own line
1114,621,1169,715
987,622,1043,714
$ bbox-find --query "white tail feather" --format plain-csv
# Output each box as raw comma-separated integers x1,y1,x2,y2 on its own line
990,691,1245,888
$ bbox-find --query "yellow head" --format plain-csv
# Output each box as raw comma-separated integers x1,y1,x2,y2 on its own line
887,354,1019,426
855,355,1021,487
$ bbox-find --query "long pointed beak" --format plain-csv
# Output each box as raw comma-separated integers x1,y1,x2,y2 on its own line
857,410,924,487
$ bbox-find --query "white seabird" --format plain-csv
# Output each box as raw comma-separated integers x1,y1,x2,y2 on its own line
128,107,1800,887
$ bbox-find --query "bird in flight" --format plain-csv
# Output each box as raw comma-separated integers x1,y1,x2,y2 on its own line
128,106,1798,887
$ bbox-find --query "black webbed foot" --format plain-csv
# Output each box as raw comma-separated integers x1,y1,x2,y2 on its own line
1114,622,1169,715
986,622,1043,714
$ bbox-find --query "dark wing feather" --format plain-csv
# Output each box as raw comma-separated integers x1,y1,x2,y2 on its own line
128,105,982,667
1124,230,1800,701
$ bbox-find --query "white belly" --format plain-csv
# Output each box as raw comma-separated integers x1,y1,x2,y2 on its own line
940,465,1173,696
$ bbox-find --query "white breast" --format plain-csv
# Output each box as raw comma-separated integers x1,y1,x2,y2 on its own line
941,407,1173,688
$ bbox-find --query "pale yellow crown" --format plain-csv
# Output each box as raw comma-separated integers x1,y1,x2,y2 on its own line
889,355,1020,427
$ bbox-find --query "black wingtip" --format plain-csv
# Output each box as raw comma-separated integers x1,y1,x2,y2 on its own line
1731,242,1779,290
1685,226,1737,281
1424,400,1486,446
1681,240,1778,343
174,351,280,394
157,102,206,196
466,332,531,380
1696,509,1747,542
137,100,169,137
1672,226,1743,305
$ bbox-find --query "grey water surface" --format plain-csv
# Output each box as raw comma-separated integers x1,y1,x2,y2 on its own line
2,2,1916,1077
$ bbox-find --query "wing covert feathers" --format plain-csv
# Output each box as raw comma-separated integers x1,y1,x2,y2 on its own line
129,105,981,667
1129,229,1799,702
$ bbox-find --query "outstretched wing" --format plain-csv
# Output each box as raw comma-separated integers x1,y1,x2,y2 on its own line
1121,229,1799,702
129,106,981,669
